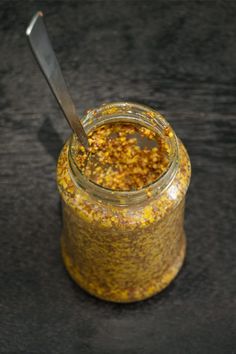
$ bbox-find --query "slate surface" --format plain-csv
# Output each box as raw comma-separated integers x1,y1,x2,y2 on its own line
0,1,235,353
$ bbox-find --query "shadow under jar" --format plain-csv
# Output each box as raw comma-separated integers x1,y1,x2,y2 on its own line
57,102,191,302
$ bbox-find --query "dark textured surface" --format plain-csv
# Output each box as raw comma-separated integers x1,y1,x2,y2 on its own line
0,1,236,353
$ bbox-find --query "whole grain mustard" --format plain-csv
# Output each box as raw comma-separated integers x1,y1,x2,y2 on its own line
71,122,170,191
57,102,191,302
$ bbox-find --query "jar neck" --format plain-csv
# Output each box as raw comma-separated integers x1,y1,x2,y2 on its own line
68,102,179,206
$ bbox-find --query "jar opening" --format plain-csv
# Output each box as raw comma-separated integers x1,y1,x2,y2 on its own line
68,102,179,205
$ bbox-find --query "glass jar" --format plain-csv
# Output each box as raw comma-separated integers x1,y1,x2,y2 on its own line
57,102,191,302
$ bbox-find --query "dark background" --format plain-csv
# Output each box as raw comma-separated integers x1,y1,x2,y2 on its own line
0,1,235,353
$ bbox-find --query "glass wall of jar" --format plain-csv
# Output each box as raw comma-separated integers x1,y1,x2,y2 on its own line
57,102,191,302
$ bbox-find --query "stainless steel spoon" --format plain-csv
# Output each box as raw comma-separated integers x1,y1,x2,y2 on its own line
26,11,89,149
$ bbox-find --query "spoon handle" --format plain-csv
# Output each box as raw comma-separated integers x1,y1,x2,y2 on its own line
26,11,88,149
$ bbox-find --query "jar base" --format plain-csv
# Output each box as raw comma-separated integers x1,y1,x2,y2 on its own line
61,233,186,303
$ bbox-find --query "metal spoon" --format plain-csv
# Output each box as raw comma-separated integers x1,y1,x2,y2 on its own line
26,11,89,149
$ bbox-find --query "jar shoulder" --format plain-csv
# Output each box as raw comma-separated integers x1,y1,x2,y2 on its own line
57,139,191,229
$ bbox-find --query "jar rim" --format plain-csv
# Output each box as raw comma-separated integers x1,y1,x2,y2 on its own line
68,101,179,206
